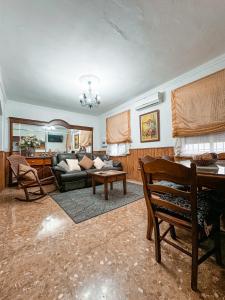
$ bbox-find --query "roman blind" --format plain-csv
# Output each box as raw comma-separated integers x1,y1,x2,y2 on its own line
80,130,92,147
171,68,225,137
106,110,131,144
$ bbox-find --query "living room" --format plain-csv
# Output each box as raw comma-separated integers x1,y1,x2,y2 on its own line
1,1,225,299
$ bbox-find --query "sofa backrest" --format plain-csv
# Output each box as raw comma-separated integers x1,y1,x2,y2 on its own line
52,152,94,166
57,153,77,164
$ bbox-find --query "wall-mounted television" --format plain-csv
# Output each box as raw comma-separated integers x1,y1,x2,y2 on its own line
48,134,63,143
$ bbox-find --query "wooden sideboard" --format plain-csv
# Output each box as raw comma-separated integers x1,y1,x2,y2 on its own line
9,156,52,186
25,157,52,179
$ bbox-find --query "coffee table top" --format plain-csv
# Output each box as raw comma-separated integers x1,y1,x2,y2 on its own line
91,170,127,177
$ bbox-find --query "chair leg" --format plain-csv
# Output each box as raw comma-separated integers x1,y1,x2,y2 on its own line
24,187,30,201
169,225,176,240
146,213,153,240
54,177,60,190
154,217,161,263
39,184,46,196
191,230,199,291
214,221,222,265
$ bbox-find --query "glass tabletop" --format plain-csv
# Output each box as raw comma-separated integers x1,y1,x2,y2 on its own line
178,160,225,177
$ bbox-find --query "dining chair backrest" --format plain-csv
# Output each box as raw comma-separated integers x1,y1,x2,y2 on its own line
139,158,198,223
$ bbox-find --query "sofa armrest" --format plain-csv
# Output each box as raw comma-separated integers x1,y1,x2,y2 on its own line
52,166,66,174
51,155,58,167
113,160,122,168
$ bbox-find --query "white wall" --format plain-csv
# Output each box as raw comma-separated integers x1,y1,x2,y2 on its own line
0,68,6,151
3,52,225,152
5,100,101,151
99,52,225,150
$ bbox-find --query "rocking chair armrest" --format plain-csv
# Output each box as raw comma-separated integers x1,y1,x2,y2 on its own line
17,169,38,180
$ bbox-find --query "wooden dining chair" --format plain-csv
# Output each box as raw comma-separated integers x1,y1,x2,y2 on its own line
161,155,175,162
139,158,222,291
7,154,59,201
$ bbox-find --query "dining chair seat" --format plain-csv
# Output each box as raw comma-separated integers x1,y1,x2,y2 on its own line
157,180,187,191
158,189,222,232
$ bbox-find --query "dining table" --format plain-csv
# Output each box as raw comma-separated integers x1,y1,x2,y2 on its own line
178,160,225,190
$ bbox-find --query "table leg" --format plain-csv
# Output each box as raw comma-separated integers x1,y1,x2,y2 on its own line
104,180,109,200
110,182,113,190
92,176,96,194
123,177,127,195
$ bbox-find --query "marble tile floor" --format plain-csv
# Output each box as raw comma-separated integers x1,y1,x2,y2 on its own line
0,185,225,300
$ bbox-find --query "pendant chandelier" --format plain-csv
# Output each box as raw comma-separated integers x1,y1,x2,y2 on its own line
79,75,101,109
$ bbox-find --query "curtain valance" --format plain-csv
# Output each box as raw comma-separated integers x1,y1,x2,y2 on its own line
171,68,225,137
106,110,131,144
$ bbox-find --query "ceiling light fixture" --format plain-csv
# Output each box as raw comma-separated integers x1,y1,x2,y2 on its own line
79,75,101,109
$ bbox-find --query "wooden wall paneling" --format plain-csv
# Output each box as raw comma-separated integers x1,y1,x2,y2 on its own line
4,152,10,187
110,147,174,181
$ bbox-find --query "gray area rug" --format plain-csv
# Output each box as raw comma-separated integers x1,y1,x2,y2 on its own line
52,182,144,223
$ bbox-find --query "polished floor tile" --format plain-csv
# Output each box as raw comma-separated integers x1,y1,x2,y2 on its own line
0,185,225,300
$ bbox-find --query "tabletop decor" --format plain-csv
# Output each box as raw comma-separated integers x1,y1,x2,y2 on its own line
19,135,42,157
191,152,218,166
140,109,160,142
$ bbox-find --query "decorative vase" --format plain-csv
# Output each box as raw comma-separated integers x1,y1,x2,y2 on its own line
21,149,27,157
27,147,35,157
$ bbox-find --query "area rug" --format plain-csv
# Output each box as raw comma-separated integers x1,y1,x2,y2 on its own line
51,182,144,223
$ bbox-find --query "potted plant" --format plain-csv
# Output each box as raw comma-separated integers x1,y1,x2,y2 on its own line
19,136,41,157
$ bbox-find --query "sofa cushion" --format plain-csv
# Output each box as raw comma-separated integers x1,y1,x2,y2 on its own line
57,160,70,172
79,155,94,169
60,170,87,182
102,166,122,171
103,160,113,167
76,152,93,161
19,164,37,181
93,154,109,161
112,160,122,168
66,159,81,171
93,157,105,169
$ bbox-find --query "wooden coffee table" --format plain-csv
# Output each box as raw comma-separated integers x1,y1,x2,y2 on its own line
90,170,127,200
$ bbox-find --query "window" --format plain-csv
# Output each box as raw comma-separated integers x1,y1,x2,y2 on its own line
106,143,130,156
175,132,225,156
106,110,131,156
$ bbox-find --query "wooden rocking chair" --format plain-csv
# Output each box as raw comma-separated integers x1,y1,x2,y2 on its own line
7,154,59,201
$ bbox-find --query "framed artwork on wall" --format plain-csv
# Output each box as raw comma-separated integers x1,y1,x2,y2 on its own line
74,134,80,149
139,109,160,142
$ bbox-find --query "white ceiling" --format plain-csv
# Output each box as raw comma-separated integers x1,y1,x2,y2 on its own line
1,0,225,115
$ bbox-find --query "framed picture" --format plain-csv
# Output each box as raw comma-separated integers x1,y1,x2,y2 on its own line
139,110,160,142
74,134,80,149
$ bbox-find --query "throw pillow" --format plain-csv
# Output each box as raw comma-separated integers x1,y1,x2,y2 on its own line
93,157,105,169
57,160,70,172
19,164,37,181
104,160,113,167
66,159,81,171
79,155,94,170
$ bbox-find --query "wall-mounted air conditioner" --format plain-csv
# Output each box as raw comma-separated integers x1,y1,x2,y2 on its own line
135,92,163,111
